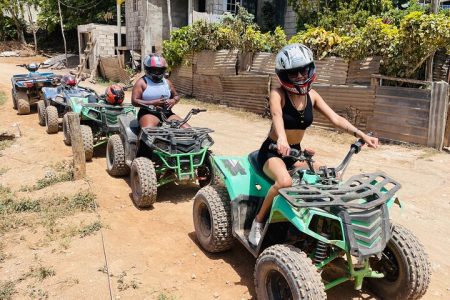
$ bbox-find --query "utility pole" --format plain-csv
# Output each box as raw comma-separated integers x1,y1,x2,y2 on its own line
57,0,68,67
117,0,124,47
426,0,440,81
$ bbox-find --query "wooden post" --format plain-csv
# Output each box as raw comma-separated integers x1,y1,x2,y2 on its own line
427,81,449,150
67,113,86,179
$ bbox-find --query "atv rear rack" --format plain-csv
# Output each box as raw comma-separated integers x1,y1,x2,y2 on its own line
278,172,401,210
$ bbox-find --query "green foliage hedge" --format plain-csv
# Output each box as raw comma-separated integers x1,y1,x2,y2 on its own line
162,8,287,68
162,6,449,78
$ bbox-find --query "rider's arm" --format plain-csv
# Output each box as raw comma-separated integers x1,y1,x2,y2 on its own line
270,89,290,155
311,89,379,148
131,78,165,108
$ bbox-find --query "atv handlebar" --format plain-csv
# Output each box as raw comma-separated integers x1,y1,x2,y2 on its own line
269,132,374,179
160,107,207,128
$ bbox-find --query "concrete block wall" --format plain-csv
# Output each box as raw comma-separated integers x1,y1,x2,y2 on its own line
78,24,126,72
283,4,297,39
125,0,145,50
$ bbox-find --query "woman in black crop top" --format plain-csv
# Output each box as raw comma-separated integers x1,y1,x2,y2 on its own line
249,44,379,246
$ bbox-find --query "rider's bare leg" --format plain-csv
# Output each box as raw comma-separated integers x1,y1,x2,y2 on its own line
139,114,160,128
255,157,292,222
167,114,191,128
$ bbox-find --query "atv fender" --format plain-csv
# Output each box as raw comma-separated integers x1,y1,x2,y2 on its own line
42,87,59,105
212,156,272,201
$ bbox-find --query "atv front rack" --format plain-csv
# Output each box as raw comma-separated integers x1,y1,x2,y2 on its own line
278,172,401,210
142,127,214,154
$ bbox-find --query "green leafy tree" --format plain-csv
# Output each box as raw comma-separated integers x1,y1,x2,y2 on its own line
0,0,26,43
37,0,116,32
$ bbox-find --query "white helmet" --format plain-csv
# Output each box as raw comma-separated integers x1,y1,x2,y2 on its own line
275,44,316,95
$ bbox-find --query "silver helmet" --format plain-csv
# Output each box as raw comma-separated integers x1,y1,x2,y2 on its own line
275,43,316,95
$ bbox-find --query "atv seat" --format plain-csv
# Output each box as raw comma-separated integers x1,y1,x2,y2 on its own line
248,151,274,184
118,115,139,144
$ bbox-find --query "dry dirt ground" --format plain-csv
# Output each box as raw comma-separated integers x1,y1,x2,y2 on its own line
0,57,449,300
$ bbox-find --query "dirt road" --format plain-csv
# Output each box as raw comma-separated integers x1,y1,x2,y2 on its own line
1,57,449,299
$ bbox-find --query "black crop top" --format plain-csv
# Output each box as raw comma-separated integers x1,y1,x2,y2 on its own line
282,90,313,130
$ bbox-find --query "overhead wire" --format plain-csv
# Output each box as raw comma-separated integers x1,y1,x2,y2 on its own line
58,0,108,11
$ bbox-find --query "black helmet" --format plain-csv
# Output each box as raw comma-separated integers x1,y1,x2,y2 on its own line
143,54,167,83
275,44,317,95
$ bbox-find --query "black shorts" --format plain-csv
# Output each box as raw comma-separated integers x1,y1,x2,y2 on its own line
256,137,301,169
137,107,174,122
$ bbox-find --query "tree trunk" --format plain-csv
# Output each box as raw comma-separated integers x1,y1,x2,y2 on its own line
7,7,26,44
167,0,172,39
57,0,68,67
26,5,37,54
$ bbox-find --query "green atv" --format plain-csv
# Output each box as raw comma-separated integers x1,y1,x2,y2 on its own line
193,137,431,299
62,97,136,161
106,106,214,208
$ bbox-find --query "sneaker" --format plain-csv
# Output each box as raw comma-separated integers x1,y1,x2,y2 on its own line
249,219,264,246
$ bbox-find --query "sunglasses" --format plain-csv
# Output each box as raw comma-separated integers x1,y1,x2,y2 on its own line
287,64,313,77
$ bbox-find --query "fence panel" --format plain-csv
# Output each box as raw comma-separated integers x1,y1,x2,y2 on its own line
192,74,222,104
313,85,375,131
368,86,431,145
347,57,381,85
220,75,270,114
194,50,238,76
315,57,348,85
170,55,193,96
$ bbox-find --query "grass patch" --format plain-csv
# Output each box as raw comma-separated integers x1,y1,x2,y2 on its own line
0,167,9,176
20,160,74,192
157,292,177,300
78,221,102,238
0,91,6,106
0,189,97,234
0,140,14,152
0,281,15,300
28,265,56,281
117,271,140,291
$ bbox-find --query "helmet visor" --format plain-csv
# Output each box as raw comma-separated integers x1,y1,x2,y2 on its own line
286,63,315,84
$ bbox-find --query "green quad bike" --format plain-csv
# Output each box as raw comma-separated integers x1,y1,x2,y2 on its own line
62,96,136,161
106,106,215,208
193,137,431,299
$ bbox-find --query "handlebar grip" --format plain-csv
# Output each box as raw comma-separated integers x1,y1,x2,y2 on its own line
269,143,300,157
198,109,207,112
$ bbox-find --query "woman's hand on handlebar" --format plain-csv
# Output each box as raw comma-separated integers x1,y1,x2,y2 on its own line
361,133,379,149
164,99,176,109
276,137,290,156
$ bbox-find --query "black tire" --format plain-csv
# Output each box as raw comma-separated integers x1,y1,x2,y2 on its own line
17,97,30,115
80,125,94,161
366,223,431,300
130,157,157,208
62,114,71,145
12,89,17,110
193,185,233,252
255,244,326,300
37,101,46,126
106,134,129,176
45,106,59,134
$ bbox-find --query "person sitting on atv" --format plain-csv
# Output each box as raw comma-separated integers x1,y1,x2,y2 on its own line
131,54,189,128
248,43,379,246
105,84,125,105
